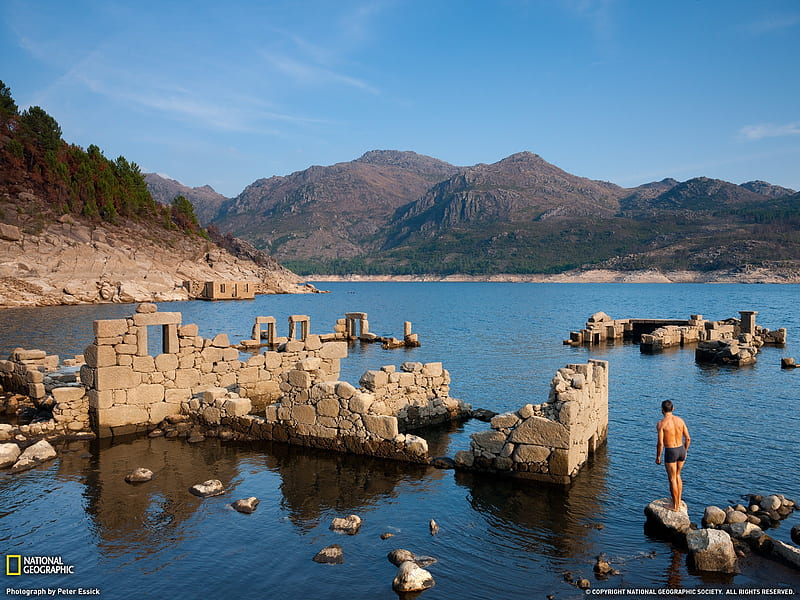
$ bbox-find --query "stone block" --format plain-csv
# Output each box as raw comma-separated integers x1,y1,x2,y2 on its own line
336,381,356,399
136,302,157,314
26,370,44,383
115,344,137,355
223,397,252,417
246,354,265,367
398,372,415,386
155,354,179,371
94,366,139,391
264,352,282,369
179,323,199,337
93,319,128,338
201,347,224,363
549,445,585,476
117,355,133,367
317,397,341,418
150,402,182,423
421,362,443,377
288,370,312,389
131,384,165,405
349,392,373,414
363,415,399,440
51,387,86,404
84,344,117,368
298,357,322,371
88,390,113,410
686,529,738,573
491,413,521,430
292,404,316,425
512,444,551,463
360,370,389,390
131,355,155,373
174,368,201,388
284,340,304,352
203,407,221,425
508,416,570,449
222,347,239,361
132,312,181,326
472,430,507,454
319,342,347,359
165,388,191,403
305,334,322,351
98,405,149,428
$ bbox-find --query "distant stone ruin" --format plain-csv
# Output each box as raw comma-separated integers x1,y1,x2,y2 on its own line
567,311,786,366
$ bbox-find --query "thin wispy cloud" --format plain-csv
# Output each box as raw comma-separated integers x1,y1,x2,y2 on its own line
262,52,379,95
739,122,800,141
742,13,800,35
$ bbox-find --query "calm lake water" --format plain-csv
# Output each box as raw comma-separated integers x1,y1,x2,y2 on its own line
1,282,799,599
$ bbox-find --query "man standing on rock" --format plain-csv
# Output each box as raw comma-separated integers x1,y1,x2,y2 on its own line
656,400,691,511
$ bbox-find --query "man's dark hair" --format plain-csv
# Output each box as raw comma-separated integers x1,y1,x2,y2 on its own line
662,400,674,413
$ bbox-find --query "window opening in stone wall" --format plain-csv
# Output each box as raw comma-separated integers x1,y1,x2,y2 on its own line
146,325,164,356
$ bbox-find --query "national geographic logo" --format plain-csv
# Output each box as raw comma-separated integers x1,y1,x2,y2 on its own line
5,555,75,575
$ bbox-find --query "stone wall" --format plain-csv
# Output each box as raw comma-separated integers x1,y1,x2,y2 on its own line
454,360,608,484
84,304,347,437
0,349,60,401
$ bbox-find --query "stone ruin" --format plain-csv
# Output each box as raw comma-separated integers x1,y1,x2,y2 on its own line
454,360,609,484
1,304,613,484
567,311,786,367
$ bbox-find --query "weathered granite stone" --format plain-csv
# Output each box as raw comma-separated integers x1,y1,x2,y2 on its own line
11,440,57,472
363,415,398,440
760,495,782,511
0,443,21,468
702,505,726,528
644,498,690,539
726,510,748,524
724,521,763,540
392,561,435,593
125,468,154,483
189,479,225,497
313,544,344,564
330,514,362,535
512,444,550,463
388,549,416,566
687,529,738,573
471,430,507,454
771,539,800,569
231,497,260,514
491,412,521,430
508,416,569,449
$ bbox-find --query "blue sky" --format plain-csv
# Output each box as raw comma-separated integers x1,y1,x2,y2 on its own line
1,0,798,197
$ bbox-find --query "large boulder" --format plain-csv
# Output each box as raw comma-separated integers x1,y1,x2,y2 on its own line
11,440,57,472
686,529,738,573
392,561,435,593
644,498,691,541
0,443,21,468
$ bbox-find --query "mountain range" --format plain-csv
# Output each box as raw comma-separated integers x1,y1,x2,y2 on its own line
145,150,800,278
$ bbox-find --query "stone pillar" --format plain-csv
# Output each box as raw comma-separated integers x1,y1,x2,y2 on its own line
739,311,757,335
288,315,310,341
404,321,412,337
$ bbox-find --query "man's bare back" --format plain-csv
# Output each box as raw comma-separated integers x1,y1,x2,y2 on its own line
656,414,689,453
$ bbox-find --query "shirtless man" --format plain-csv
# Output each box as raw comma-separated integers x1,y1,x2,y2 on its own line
656,400,691,511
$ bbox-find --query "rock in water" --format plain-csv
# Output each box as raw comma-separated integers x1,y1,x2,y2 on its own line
189,479,225,497
593,554,613,576
644,498,690,540
231,497,260,514
380,532,395,540
792,525,800,546
392,561,435,593
388,549,416,566
0,443,21,468
330,514,362,535
125,468,154,483
11,440,57,472
312,544,344,564
702,505,726,528
429,519,439,535
687,529,738,573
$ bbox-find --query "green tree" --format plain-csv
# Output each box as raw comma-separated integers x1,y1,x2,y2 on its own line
20,106,62,151
0,80,17,117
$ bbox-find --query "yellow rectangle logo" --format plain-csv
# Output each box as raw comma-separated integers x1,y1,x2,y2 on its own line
6,554,21,576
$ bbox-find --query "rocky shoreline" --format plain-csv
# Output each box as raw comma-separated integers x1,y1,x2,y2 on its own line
311,267,800,284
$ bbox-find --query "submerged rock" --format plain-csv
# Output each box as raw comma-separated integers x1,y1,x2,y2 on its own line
312,544,344,564
380,532,395,540
231,497,260,514
189,479,225,497
791,525,800,545
429,519,439,535
11,440,57,472
330,514,362,535
125,468,154,483
392,561,435,593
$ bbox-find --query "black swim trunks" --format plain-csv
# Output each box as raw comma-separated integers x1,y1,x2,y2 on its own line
664,446,686,463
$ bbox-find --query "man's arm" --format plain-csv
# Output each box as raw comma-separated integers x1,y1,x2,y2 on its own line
656,423,664,464
683,421,691,452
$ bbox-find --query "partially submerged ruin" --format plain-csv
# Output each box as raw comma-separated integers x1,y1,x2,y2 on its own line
1,304,610,484
567,311,786,366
